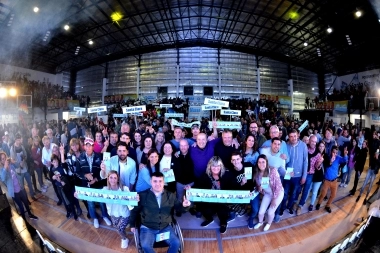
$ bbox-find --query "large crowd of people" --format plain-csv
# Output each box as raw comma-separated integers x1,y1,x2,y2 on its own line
0,107,379,250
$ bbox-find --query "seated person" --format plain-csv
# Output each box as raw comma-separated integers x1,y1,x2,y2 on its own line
129,172,191,253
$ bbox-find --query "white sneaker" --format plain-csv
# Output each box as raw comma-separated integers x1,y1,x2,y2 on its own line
40,188,47,193
103,217,112,226
42,185,48,189
264,223,271,231
344,184,348,188
94,219,99,228
339,183,344,187
254,222,263,229
121,238,129,249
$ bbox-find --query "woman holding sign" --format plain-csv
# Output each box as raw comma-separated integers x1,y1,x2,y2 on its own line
104,170,132,249
253,154,284,231
194,156,235,234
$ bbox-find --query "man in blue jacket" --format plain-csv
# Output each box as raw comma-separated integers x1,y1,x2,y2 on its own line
280,129,308,216
316,146,348,213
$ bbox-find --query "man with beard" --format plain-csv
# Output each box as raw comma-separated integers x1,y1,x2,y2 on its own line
249,122,266,148
106,132,119,153
294,135,323,215
101,142,137,190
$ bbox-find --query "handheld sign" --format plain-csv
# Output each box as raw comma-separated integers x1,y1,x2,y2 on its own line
186,189,251,204
201,104,222,110
165,113,184,118
88,106,107,113
208,121,242,129
284,167,293,180
103,152,111,168
204,98,229,108
261,177,269,189
221,109,241,116
156,232,170,242
245,167,252,180
171,119,201,128
122,105,146,114
160,104,172,108
113,114,128,118
163,169,176,183
73,107,86,112
298,120,309,132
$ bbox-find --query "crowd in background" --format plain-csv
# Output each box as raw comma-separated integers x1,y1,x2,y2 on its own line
0,106,379,249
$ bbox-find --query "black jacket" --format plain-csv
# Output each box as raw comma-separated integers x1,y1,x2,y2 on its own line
75,152,105,188
129,189,189,230
172,152,195,185
194,170,236,190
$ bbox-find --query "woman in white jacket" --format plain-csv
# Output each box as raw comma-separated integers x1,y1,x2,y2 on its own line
104,170,131,249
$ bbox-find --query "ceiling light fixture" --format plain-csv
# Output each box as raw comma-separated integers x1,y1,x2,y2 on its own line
327,27,333,33
345,34,352,45
317,48,321,57
88,40,93,45
111,12,123,22
303,42,308,47
33,7,39,13
64,25,70,30
7,14,14,27
43,31,51,42
75,46,80,55
355,10,362,17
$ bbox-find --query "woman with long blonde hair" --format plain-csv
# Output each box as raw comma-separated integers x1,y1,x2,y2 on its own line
103,170,131,249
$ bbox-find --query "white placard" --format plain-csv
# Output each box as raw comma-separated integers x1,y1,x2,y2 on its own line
208,121,241,129
284,167,294,180
113,114,128,118
201,105,222,110
160,104,172,108
220,109,241,116
165,113,184,118
73,107,86,112
122,105,146,114
88,106,107,113
298,120,309,132
204,98,229,108
171,119,201,128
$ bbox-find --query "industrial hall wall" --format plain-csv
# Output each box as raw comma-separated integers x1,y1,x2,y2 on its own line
75,47,318,111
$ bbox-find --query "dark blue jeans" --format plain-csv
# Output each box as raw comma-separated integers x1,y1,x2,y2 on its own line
13,189,31,216
249,194,260,220
87,201,108,219
298,174,313,206
281,176,302,211
140,225,180,253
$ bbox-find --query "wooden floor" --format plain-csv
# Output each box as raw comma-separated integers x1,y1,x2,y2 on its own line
5,172,380,253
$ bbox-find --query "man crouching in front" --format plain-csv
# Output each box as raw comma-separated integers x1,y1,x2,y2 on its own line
129,172,191,253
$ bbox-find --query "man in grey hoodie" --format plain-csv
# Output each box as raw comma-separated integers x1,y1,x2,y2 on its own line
279,129,308,216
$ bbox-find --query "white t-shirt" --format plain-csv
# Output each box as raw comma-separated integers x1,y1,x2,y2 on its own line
104,186,130,218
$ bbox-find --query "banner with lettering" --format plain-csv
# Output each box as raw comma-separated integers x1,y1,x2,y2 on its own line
204,98,229,108
88,106,107,113
186,188,251,204
75,186,138,206
171,119,201,128
188,106,210,120
208,121,242,129
371,113,380,126
220,109,241,116
333,100,348,113
122,105,147,114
